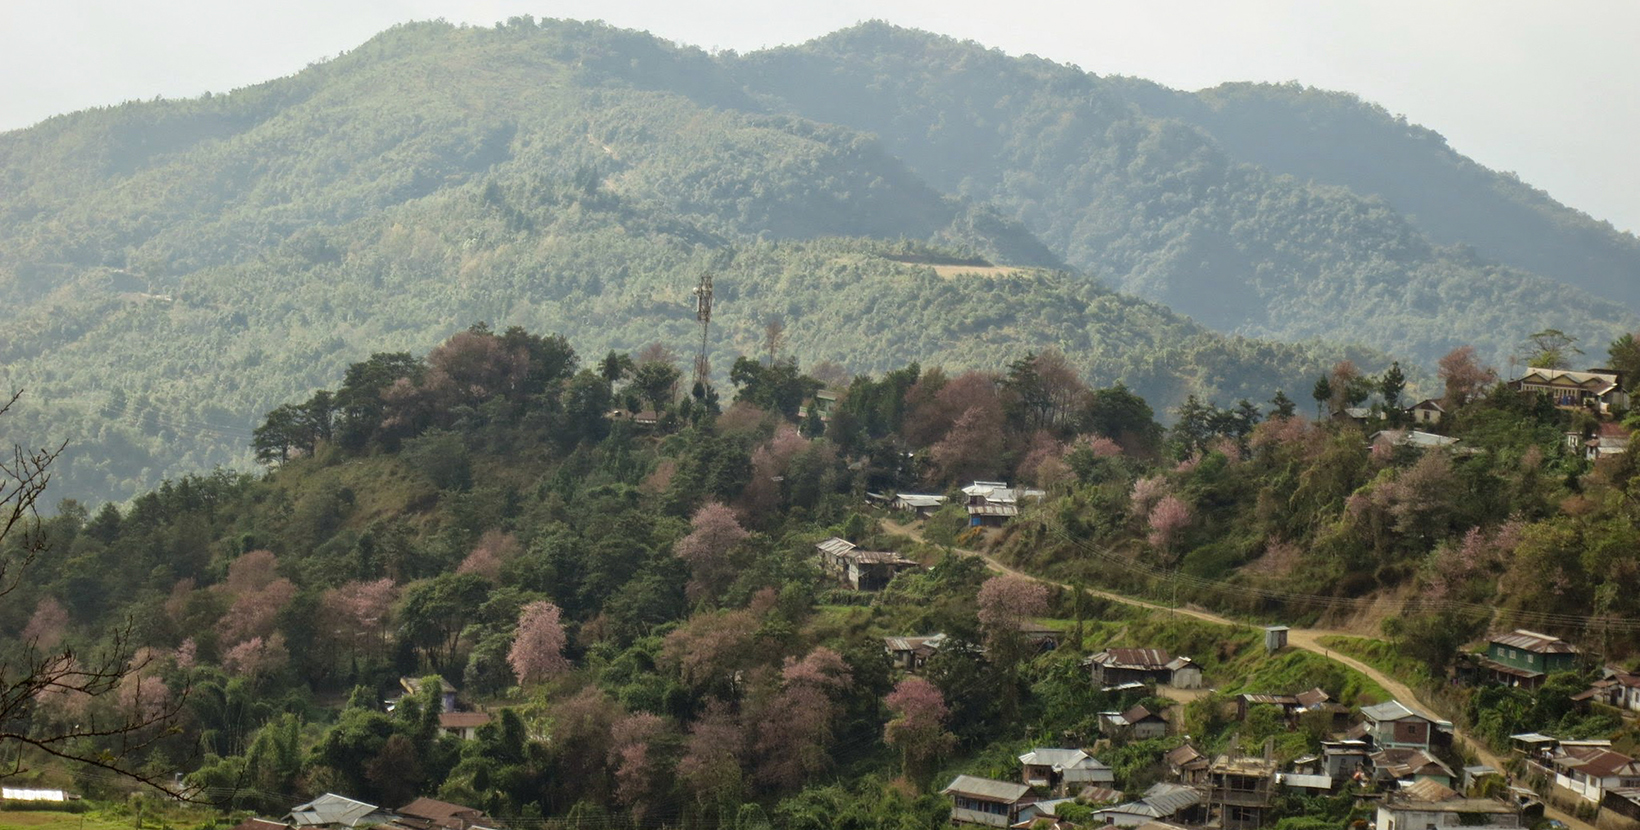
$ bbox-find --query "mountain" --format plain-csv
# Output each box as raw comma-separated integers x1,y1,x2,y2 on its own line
0,19,1371,507
730,23,1639,361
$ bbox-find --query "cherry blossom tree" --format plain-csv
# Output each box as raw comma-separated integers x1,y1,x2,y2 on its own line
609,712,667,820
677,700,744,812
222,634,290,679
508,600,570,685
1438,345,1498,409
752,647,853,790
1146,495,1192,552
21,597,69,648
661,609,756,694
884,676,955,781
674,502,750,602
0,391,185,790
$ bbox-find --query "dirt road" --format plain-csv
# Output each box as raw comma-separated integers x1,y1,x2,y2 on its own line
885,521,1586,829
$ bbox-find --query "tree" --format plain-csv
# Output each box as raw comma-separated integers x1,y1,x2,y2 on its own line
1310,376,1332,417
1379,362,1406,410
1147,495,1192,554
763,318,786,366
632,361,682,413
1608,333,1640,392
1269,390,1297,419
1438,346,1498,409
1523,329,1582,370
883,677,954,782
674,502,751,602
0,391,186,790
508,600,571,685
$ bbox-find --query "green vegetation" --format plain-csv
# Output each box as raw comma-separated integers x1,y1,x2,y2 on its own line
735,22,1640,362
2,17,1628,509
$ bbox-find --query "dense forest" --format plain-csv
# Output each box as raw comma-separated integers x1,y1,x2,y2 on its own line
2,17,1636,507
5,324,1640,829
733,22,1640,355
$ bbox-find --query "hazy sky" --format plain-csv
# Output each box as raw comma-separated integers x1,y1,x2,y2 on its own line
4,1,1637,234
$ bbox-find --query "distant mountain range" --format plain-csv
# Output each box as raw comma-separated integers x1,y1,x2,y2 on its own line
0,18,1632,505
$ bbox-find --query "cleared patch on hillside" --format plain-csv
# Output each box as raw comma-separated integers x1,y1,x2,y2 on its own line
929,263,1029,279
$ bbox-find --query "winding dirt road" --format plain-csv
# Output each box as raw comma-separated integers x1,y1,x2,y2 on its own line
885,521,1588,830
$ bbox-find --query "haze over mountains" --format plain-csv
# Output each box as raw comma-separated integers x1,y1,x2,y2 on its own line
1,17,1635,506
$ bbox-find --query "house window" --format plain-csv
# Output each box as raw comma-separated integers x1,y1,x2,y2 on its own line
1527,654,1535,664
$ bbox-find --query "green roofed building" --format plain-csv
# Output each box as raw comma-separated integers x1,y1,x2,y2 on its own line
1481,630,1580,689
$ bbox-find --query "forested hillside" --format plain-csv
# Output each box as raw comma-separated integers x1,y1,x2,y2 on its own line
0,19,1383,508
733,23,1639,360
5,325,1637,829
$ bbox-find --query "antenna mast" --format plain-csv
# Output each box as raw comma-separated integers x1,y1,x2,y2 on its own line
691,272,714,394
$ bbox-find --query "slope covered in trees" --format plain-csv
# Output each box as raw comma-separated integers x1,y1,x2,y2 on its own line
731,23,1639,362
6,326,1636,828
0,19,1380,507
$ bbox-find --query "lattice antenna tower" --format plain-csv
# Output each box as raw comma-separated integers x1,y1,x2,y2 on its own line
691,272,714,393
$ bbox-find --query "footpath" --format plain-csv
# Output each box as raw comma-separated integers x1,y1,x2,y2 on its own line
882,520,1591,830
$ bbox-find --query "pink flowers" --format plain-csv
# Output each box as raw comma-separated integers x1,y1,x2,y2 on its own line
508,600,570,685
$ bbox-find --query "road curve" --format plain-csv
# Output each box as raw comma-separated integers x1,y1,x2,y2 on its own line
884,521,1588,830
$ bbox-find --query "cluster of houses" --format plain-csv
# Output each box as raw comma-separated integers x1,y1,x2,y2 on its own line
1339,367,1634,460
233,794,499,830
926,626,1640,829
934,692,1538,830
877,480,1047,528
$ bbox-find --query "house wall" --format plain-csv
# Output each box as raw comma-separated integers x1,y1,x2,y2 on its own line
949,796,1016,827
1169,666,1203,689
1132,721,1168,740
1378,719,1431,748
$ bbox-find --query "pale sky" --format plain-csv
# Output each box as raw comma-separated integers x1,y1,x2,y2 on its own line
3,1,1637,235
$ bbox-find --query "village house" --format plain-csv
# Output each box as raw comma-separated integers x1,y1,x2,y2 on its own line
1010,798,1079,829
1018,748,1114,794
1360,700,1440,751
1167,744,1210,786
398,676,458,712
390,797,498,830
813,537,921,591
1207,743,1279,830
890,492,946,517
1544,744,1640,805
1370,746,1457,788
883,633,947,671
230,819,291,830
1086,648,1203,689
1320,739,1373,785
438,711,492,741
1575,666,1640,712
1407,399,1445,426
1091,783,1205,827
942,775,1035,827
1480,630,1580,689
1234,687,1332,724
1371,429,1464,451
1603,788,1640,830
1375,780,1521,830
1101,704,1169,740
1509,368,1629,415
962,481,1045,528
1565,422,1632,461
287,794,398,829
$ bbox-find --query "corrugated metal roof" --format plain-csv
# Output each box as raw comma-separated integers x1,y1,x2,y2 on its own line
1491,629,1579,654
1140,783,1202,814
1096,648,1173,669
1362,700,1429,722
815,537,857,556
1277,774,1333,790
289,794,388,828
967,503,1020,516
2,788,67,802
1399,779,1460,802
942,774,1031,802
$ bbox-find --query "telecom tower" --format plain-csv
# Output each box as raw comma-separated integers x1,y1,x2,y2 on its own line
691,272,713,394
